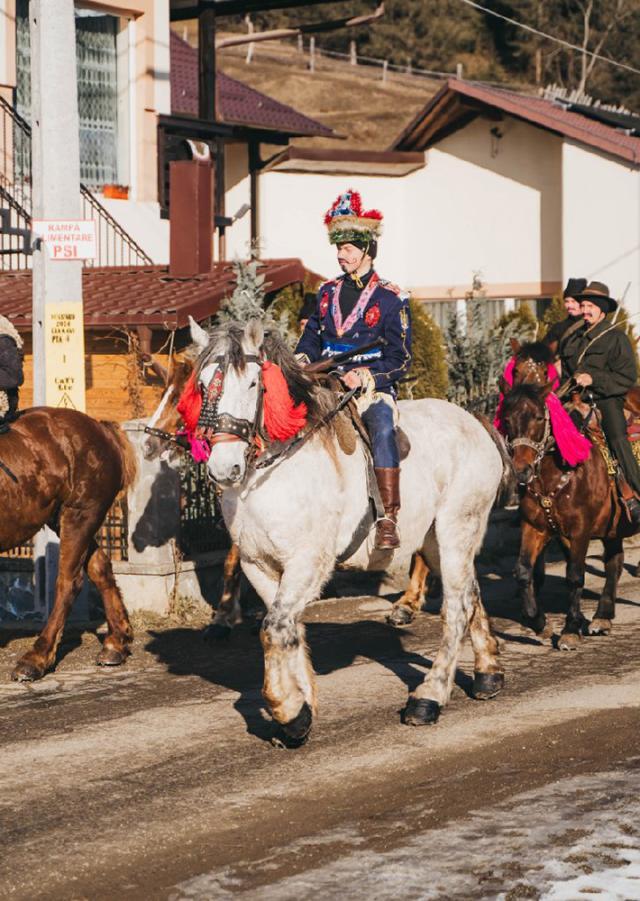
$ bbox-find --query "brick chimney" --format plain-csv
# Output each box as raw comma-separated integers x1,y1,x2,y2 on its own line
169,159,214,277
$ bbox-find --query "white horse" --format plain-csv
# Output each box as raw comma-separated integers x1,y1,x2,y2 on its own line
183,317,511,745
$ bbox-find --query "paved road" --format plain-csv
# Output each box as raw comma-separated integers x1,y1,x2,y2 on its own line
1,540,640,900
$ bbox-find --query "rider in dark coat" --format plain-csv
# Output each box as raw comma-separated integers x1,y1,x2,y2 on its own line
562,281,640,524
296,189,412,549
0,315,24,433
544,277,587,357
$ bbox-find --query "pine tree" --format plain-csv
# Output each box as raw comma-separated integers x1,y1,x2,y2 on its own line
398,300,448,400
445,275,538,412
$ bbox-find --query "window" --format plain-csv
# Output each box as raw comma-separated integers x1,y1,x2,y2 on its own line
15,3,121,188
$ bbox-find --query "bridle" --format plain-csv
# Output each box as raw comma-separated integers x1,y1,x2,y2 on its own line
196,354,265,465
506,400,575,533
507,402,552,483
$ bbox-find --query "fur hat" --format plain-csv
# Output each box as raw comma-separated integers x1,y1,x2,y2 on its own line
563,277,587,299
324,189,383,246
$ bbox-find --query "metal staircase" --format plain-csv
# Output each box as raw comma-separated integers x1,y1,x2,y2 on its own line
0,94,153,270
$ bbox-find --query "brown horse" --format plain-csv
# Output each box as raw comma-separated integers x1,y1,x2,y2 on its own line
500,382,634,648
1,407,137,680
144,352,440,633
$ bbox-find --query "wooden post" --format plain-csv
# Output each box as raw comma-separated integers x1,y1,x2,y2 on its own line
350,40,357,65
456,62,464,80
297,34,303,53
245,16,254,64
198,7,216,121
382,59,388,84
309,36,316,72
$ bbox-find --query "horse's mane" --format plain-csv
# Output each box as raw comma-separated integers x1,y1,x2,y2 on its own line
194,320,335,428
516,340,554,365
501,383,546,416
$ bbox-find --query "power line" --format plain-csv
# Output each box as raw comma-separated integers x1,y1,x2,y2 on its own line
457,0,640,79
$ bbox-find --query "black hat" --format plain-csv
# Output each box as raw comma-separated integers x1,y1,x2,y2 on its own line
563,277,587,299
574,280,618,313
349,237,378,260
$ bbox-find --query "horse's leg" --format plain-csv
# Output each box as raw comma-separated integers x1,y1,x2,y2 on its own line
589,538,622,636
12,509,96,681
86,540,133,667
515,522,551,637
206,543,243,641
558,533,591,650
260,562,331,747
404,511,486,726
387,551,429,626
468,580,504,700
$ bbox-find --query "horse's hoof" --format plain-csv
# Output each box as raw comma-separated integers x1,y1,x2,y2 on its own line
271,702,312,749
403,697,441,726
558,631,580,650
387,604,414,627
11,660,45,682
96,646,128,667
588,618,613,636
472,671,505,700
204,623,232,642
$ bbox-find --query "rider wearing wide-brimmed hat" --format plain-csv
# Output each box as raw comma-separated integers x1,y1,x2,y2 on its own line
562,280,640,524
544,277,587,357
296,189,412,549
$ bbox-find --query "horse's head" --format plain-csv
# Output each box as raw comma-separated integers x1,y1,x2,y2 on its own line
193,317,266,487
500,383,552,485
143,355,195,461
508,340,555,390
191,317,315,487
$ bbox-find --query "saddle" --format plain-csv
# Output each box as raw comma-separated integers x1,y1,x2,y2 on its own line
566,391,640,488
318,374,410,461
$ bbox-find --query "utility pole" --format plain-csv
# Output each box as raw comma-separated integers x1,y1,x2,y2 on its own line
30,0,86,612
31,0,85,410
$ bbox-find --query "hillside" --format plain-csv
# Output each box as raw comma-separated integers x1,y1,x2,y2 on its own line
171,25,439,150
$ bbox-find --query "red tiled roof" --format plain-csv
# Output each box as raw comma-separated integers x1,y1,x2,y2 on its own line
392,78,640,165
170,31,334,139
0,259,318,331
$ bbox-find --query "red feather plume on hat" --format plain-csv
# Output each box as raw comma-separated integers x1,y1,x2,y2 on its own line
324,189,383,226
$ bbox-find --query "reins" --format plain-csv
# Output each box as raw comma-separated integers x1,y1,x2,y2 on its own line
254,386,359,471
507,402,575,533
144,363,359,478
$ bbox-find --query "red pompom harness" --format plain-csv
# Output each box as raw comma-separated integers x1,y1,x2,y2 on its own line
176,360,307,463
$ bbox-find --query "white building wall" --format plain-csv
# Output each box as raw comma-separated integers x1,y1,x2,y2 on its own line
404,116,562,298
99,198,170,264
224,143,252,261
259,171,409,286
562,140,640,317
259,117,563,300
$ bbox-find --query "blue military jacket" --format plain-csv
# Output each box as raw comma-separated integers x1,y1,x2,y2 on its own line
295,271,412,395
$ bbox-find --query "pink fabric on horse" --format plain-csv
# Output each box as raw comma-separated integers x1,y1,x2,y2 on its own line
494,355,591,467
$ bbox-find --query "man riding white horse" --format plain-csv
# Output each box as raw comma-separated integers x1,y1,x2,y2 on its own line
295,190,412,549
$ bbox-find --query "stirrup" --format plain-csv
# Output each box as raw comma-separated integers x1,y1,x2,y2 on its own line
374,515,400,549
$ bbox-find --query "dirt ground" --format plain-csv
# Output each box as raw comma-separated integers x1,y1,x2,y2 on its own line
1,539,640,900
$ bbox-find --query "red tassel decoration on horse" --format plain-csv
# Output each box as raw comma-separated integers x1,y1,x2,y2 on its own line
262,361,307,442
176,373,202,433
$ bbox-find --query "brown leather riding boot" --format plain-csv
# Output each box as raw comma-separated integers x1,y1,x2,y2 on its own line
374,467,401,549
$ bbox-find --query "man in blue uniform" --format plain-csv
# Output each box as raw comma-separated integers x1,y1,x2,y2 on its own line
296,190,412,549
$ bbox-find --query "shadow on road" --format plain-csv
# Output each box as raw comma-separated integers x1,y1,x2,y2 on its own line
144,617,478,743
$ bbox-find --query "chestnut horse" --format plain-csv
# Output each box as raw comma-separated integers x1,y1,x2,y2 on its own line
500,381,634,648
1,407,137,681
144,352,457,634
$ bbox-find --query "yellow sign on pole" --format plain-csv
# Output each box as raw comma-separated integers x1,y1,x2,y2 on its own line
44,302,86,412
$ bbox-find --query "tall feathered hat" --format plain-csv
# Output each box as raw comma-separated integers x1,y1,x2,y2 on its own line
324,189,383,246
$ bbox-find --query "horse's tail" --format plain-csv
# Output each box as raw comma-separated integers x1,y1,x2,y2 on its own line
474,413,516,508
101,421,139,495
